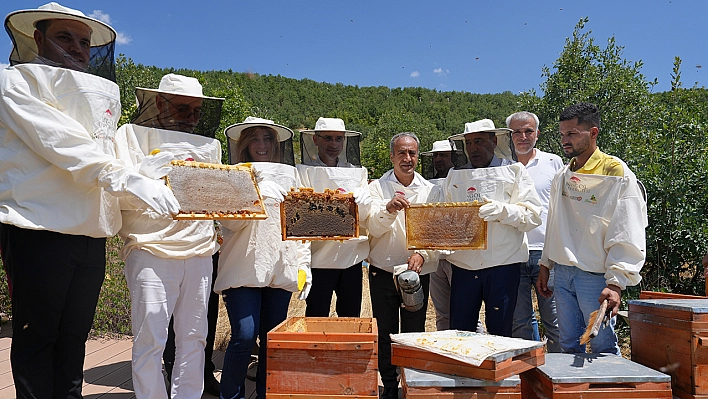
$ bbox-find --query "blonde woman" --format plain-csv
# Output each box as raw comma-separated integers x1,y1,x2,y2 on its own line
215,117,310,399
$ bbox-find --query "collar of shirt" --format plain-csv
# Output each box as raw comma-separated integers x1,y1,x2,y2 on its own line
313,154,347,167
571,147,602,172
382,169,423,188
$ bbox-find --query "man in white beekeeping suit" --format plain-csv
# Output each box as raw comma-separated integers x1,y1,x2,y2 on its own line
0,3,178,398
444,119,542,337
114,74,225,399
298,117,372,318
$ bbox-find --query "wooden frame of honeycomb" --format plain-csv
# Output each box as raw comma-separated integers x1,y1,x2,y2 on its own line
165,160,267,220
280,188,359,241
405,202,487,250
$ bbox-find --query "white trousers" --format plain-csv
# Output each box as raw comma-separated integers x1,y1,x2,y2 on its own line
125,250,212,399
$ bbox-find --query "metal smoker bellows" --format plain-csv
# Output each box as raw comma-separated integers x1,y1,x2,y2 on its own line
397,270,424,312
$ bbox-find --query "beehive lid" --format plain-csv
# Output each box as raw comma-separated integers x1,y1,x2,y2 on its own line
628,298,708,313
535,353,670,383
403,368,519,387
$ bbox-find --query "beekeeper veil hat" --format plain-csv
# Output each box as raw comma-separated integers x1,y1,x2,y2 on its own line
300,117,362,167
225,116,295,166
132,74,225,138
5,2,117,81
448,119,515,166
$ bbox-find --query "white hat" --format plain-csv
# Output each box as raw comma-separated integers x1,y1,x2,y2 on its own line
5,2,115,48
448,119,511,141
225,116,293,143
421,140,459,156
301,117,361,137
135,74,223,102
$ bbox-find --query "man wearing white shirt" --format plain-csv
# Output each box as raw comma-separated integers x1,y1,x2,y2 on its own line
368,132,442,399
506,111,562,352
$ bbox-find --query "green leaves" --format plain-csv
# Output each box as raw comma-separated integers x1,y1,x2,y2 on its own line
520,20,708,295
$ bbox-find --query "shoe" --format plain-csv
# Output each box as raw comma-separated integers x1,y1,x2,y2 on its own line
203,375,220,396
246,355,258,381
380,387,398,399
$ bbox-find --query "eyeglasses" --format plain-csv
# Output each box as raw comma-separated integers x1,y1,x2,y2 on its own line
163,97,201,120
316,134,345,143
511,129,536,137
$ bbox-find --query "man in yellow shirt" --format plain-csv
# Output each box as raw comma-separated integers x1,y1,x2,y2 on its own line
537,102,647,354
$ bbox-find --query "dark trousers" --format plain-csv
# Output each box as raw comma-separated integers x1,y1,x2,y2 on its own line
305,263,363,317
449,263,521,337
164,252,220,379
1,224,106,399
369,266,429,388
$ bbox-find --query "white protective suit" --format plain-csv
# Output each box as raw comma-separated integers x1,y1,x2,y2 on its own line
367,170,442,274
296,164,370,269
540,160,648,290
215,163,311,294
0,64,123,237
443,163,542,270
114,124,221,259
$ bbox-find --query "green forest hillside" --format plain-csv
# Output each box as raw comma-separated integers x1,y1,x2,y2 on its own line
114,19,708,299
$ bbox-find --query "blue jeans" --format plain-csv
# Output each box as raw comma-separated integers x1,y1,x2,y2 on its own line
220,287,291,399
553,264,620,355
512,250,561,352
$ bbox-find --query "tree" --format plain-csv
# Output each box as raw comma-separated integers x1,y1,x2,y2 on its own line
519,19,708,295
639,58,708,294
362,111,440,179
519,17,656,167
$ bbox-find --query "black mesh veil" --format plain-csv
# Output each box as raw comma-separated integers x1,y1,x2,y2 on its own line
299,132,361,167
420,140,467,179
131,90,224,139
5,5,117,81
225,117,295,166
451,131,516,168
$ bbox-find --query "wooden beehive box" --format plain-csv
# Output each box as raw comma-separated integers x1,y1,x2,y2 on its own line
391,343,544,382
402,367,521,398
266,317,378,398
520,353,672,398
629,297,708,399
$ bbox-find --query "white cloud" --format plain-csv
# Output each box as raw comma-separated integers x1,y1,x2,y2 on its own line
88,10,111,25
410,71,420,78
88,10,131,45
116,32,132,45
433,68,449,76
0,63,8,70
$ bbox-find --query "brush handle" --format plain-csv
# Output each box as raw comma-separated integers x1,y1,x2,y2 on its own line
590,299,609,339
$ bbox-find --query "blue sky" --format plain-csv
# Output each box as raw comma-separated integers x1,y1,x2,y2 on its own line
1,1,705,94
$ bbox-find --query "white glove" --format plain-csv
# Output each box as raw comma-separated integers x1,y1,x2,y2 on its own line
297,266,312,300
125,173,180,216
478,199,506,222
137,151,175,179
258,180,287,202
352,187,372,206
